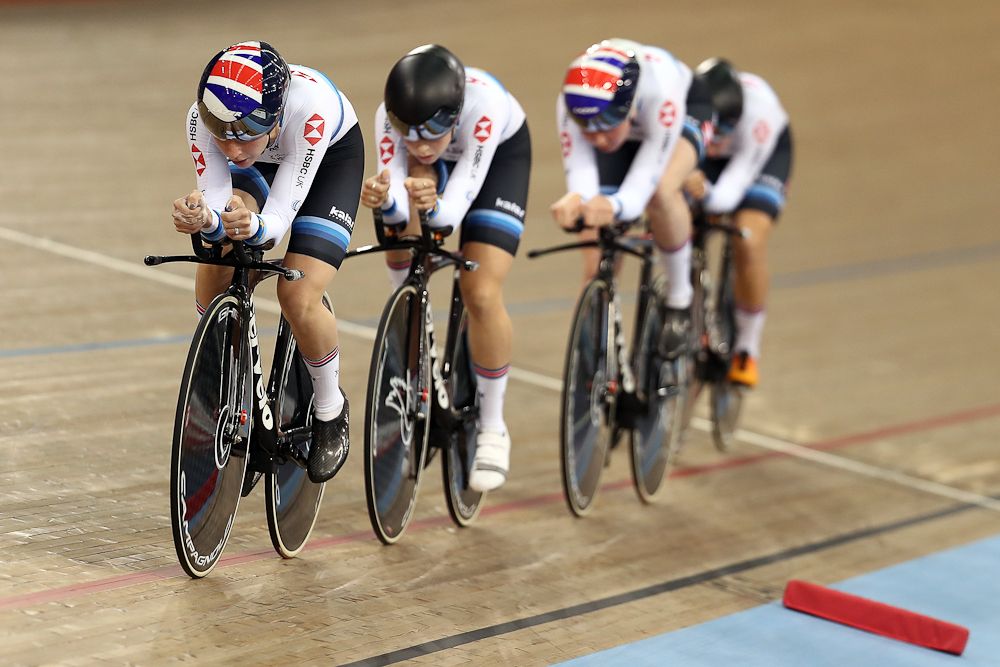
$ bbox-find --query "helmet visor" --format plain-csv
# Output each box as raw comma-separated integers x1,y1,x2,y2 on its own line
198,100,278,142
387,106,459,141
569,104,630,133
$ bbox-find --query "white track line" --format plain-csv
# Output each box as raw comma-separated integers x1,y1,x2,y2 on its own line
8,226,999,512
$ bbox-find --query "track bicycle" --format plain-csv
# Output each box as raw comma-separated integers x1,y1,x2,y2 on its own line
146,235,330,578
345,210,484,544
678,212,748,451
528,220,685,516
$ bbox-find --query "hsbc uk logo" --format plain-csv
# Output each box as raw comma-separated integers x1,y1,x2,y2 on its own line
658,101,676,128
304,114,325,146
191,144,206,176
379,135,395,165
474,116,492,143
560,131,572,158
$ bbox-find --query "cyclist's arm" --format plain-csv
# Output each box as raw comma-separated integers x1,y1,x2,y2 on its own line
373,104,411,226
429,98,507,230
611,92,685,222
705,113,786,215
252,92,357,245
556,95,600,201
188,104,235,242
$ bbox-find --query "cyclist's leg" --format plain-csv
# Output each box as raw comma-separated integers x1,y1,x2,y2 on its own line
728,125,793,386
280,124,364,481
458,122,530,492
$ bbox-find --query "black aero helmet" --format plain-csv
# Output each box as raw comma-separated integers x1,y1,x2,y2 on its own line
695,57,743,128
384,44,465,140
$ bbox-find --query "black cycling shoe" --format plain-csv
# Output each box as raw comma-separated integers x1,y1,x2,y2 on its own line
307,393,350,484
658,307,691,359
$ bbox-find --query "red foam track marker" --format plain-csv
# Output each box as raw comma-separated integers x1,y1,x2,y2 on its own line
783,580,969,655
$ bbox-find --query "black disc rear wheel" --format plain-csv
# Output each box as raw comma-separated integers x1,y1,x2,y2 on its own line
630,278,686,503
364,284,431,544
560,279,616,517
170,294,251,579
264,294,332,558
442,314,485,526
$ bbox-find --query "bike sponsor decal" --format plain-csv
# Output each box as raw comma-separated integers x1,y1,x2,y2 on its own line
425,307,450,410
180,470,235,569
328,204,354,230
385,370,415,448
379,135,395,165
474,115,492,143
304,113,325,146
248,307,274,431
658,101,677,128
494,197,525,219
214,404,232,469
191,144,207,176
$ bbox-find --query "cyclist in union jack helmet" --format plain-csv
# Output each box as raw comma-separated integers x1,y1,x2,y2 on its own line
170,40,364,484
551,38,714,356
684,58,794,388
360,44,531,493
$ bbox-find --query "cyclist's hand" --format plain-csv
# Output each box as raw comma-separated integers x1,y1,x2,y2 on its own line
550,192,583,230
582,195,615,228
220,194,258,241
172,190,211,235
683,170,707,201
404,176,438,212
362,169,391,209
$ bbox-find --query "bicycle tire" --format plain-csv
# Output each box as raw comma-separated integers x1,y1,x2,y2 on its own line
364,284,431,544
710,257,742,452
630,277,686,503
560,279,616,517
441,313,485,527
170,293,251,578
264,293,333,558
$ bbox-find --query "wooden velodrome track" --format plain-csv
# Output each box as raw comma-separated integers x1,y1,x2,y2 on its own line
3,0,999,664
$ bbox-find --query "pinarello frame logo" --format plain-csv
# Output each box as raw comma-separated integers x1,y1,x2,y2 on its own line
304,114,325,146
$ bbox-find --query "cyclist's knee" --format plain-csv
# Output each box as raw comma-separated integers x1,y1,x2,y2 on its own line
461,281,504,319
276,280,327,325
733,210,772,259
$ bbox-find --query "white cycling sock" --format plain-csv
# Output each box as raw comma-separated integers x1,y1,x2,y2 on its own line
386,258,411,290
658,240,693,309
474,363,509,433
734,306,766,358
304,347,344,421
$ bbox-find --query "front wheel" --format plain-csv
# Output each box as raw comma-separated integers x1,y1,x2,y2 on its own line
560,279,616,517
630,279,686,503
364,284,431,544
170,294,251,579
441,314,485,527
264,293,333,558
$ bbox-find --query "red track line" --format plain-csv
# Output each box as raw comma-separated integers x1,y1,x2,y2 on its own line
3,402,999,612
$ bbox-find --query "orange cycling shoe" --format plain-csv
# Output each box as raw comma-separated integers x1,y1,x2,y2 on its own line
728,351,758,387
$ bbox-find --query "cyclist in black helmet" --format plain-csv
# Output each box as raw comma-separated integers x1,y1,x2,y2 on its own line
171,41,365,484
361,44,531,493
685,58,794,389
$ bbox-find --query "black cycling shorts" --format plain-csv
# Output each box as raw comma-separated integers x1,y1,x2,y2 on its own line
230,123,365,269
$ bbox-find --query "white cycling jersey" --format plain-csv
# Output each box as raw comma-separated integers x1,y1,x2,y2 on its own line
187,64,359,245
374,67,526,231
557,40,692,222
703,72,789,215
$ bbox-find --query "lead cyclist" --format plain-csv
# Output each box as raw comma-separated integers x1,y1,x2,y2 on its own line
169,41,364,484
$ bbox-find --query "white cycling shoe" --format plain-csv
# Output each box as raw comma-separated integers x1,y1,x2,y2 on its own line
468,429,510,493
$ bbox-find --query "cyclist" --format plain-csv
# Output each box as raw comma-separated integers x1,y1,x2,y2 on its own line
170,40,364,483
360,44,530,493
550,38,713,354
684,58,793,388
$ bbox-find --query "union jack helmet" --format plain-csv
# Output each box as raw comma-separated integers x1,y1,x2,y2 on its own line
197,40,290,141
562,39,640,132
